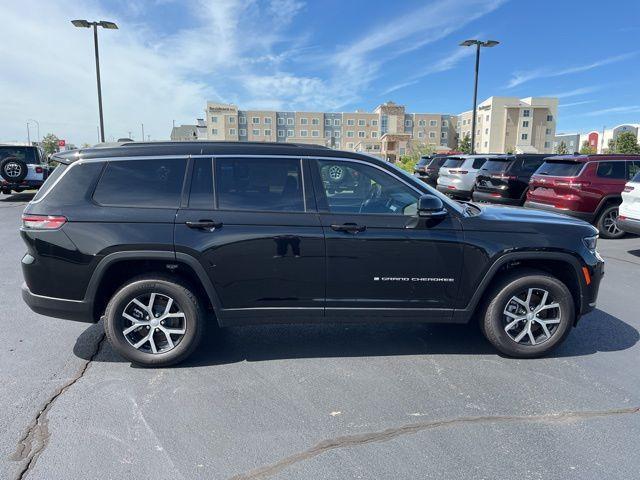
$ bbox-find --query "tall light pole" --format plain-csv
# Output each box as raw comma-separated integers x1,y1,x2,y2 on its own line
71,19,118,143
27,119,40,145
459,39,499,154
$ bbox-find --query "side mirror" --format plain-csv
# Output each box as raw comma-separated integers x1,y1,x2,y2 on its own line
417,194,447,218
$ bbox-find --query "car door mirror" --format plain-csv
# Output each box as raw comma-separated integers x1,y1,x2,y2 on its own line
417,194,447,218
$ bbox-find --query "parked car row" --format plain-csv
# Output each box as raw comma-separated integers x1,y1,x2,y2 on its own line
416,153,640,239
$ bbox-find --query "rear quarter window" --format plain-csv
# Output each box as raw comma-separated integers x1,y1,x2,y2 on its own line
93,158,187,208
535,161,584,177
31,163,68,201
471,158,486,169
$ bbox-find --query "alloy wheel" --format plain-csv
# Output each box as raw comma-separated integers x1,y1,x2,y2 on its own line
121,292,186,354
602,209,622,236
502,287,561,346
5,163,22,178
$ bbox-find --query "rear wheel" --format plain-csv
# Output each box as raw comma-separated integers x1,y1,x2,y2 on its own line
482,271,574,358
596,205,625,239
104,276,204,367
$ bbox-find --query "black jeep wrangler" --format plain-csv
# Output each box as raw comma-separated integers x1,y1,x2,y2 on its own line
21,142,604,366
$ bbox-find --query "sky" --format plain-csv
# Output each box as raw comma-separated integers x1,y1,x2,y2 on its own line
1,0,639,145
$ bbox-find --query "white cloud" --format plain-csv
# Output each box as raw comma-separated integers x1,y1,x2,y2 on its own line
584,105,640,116
507,52,638,88
559,100,595,108
543,86,602,99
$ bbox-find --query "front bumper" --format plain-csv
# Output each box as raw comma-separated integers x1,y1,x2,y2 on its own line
524,201,594,222
618,216,640,236
473,190,522,206
580,253,605,317
22,283,95,323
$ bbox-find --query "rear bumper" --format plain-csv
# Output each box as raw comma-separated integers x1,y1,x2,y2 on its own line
22,283,95,323
473,191,522,206
1,179,43,191
437,184,472,199
618,216,640,236
524,201,594,222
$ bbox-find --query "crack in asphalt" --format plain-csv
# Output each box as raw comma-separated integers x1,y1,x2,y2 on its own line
9,332,106,480
229,406,640,480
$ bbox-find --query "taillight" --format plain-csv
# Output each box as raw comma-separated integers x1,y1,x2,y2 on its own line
490,174,516,180
554,180,590,189
449,169,469,174
22,214,67,230
35,166,43,173
624,185,635,192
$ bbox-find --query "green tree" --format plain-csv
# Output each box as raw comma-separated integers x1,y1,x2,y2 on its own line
555,141,569,154
397,142,436,174
610,131,640,154
41,133,60,156
579,140,596,155
457,134,472,154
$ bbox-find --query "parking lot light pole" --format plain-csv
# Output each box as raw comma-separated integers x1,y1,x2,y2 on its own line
71,19,118,143
459,39,499,154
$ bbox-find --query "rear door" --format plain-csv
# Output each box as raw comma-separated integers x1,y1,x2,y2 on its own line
174,156,325,324
310,157,463,321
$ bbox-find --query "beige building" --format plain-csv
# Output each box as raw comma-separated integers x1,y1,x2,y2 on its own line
202,97,557,159
456,97,558,154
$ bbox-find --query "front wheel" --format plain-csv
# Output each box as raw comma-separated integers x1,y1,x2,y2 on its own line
482,271,574,358
104,276,205,367
596,205,625,239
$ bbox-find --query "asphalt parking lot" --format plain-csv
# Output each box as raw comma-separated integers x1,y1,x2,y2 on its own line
1,192,639,480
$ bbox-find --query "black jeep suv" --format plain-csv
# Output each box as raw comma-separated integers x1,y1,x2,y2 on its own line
473,154,551,206
21,142,604,366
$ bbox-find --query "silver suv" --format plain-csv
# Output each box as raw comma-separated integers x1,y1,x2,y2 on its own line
0,145,48,195
436,155,494,199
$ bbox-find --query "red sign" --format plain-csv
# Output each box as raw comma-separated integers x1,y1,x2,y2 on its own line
58,139,66,147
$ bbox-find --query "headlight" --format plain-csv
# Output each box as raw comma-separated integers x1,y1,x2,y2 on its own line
583,235,598,252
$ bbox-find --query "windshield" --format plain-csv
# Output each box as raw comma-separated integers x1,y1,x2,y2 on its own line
442,158,465,168
417,157,430,166
480,159,512,173
535,160,584,177
0,146,38,164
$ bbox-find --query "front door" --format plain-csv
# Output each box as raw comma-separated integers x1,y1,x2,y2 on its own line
310,158,464,321
174,156,325,324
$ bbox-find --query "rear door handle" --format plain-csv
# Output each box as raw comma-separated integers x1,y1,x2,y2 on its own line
185,219,223,231
330,223,366,233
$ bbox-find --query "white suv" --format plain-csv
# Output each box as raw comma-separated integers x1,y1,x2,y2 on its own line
0,145,48,195
619,169,640,236
436,155,490,199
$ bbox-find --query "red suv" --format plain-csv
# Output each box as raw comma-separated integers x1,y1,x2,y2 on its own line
525,154,640,239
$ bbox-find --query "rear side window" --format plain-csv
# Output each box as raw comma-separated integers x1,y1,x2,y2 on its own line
93,158,186,207
216,157,304,212
471,158,486,169
536,161,583,177
32,163,68,201
442,158,465,168
596,161,626,179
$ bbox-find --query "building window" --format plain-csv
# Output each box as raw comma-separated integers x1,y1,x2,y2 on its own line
312,118,319,125
264,129,272,136
325,131,331,137
441,132,447,138
335,142,340,148
405,120,411,127
239,117,246,125
347,119,355,126
484,141,488,147
287,118,294,126
429,132,435,138
443,120,448,127
334,131,340,138
358,131,366,138
547,115,553,122
287,129,294,136
228,117,235,124
252,129,260,136
430,120,437,127
211,116,218,123
371,132,378,138
262,117,270,124
418,120,426,127
418,132,424,138
229,128,236,135
211,128,218,135
485,128,489,134
277,118,284,125
346,131,354,138
521,133,528,140
311,130,319,137
358,119,366,126
522,121,529,128
347,142,354,149
277,130,284,138
546,128,551,135
300,130,308,137
334,119,340,126
485,115,489,121
325,119,331,126
300,118,308,125
523,109,530,117
239,129,246,136
544,141,551,148
252,117,260,124
372,120,378,126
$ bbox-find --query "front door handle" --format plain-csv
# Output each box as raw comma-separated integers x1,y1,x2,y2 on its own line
185,219,223,231
330,223,366,233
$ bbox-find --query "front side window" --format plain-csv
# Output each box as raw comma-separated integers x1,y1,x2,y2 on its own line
216,158,304,212
93,158,186,208
316,160,419,215
596,161,626,179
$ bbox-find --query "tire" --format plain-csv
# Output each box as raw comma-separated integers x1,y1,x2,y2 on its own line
596,204,625,239
481,270,574,358
0,157,28,182
104,275,205,367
